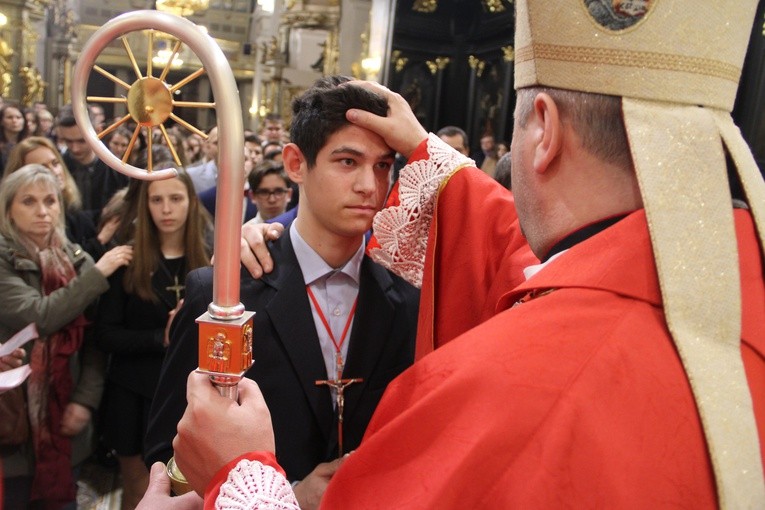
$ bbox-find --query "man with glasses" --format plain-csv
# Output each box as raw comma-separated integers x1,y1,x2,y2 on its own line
247,161,293,223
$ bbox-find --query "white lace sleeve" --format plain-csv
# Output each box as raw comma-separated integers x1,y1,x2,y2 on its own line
214,459,300,510
369,133,474,288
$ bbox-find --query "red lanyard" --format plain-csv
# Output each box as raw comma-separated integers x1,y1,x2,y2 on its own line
306,285,358,362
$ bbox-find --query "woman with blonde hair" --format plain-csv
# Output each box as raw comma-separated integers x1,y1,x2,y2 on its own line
3,136,120,258
95,165,210,509
0,165,132,509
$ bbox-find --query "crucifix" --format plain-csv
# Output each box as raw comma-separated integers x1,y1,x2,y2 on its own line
316,352,363,457
166,276,185,304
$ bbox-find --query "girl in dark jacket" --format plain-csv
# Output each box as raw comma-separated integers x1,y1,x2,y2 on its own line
95,167,211,509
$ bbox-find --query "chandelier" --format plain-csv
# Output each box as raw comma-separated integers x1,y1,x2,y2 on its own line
152,47,184,68
155,0,210,17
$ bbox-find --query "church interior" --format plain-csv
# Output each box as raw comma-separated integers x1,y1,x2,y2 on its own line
0,0,761,165
0,1,764,507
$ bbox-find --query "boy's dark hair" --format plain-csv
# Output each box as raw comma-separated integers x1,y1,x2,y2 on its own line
290,76,388,168
248,160,290,191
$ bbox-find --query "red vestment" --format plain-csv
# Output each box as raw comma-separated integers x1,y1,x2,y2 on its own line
206,137,764,507
318,208,765,508
367,136,537,359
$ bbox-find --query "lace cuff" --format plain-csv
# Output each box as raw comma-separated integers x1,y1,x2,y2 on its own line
369,133,474,287
215,459,300,510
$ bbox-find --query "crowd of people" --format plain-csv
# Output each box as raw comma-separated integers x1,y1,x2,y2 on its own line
2,0,765,508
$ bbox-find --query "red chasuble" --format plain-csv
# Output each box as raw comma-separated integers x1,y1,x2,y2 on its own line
321,209,765,508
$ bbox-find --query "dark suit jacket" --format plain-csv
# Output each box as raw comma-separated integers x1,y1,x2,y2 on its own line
144,233,419,481
63,153,129,222
199,186,258,223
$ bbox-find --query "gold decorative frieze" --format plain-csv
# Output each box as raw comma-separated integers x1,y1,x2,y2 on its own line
0,40,13,98
281,11,337,28
502,45,515,62
260,36,279,64
20,64,45,105
413,0,437,13
482,0,506,13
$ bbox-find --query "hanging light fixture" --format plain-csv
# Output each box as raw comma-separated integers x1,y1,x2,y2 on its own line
153,47,184,68
155,0,210,17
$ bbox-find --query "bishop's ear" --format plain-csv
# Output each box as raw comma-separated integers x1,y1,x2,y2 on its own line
531,92,563,174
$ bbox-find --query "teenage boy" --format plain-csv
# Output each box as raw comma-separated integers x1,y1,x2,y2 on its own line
144,76,419,509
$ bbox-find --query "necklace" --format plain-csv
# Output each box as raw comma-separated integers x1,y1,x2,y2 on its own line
156,256,186,305
307,285,362,457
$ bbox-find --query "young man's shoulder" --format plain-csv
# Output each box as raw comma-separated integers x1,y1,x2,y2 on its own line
364,256,421,308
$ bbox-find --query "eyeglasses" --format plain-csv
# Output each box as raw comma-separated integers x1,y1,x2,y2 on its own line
253,188,289,199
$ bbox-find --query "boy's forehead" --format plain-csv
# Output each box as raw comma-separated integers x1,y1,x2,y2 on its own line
322,124,394,157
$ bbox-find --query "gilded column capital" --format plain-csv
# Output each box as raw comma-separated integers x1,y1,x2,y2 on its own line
412,0,436,14
426,56,450,75
482,0,506,13
468,55,486,77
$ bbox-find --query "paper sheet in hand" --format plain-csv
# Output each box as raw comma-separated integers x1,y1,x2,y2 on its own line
0,364,32,392
0,323,38,357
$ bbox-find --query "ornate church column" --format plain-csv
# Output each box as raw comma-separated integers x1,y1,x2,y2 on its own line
45,0,76,107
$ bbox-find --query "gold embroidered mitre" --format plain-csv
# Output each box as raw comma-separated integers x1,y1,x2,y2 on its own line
514,1,765,508
515,1,754,110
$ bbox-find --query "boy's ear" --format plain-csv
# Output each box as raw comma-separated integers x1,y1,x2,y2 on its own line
282,143,306,183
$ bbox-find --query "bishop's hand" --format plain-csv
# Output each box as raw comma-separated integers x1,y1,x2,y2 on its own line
173,372,276,495
345,80,428,160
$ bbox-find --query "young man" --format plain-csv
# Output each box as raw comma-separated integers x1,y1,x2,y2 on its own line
143,76,419,508
151,1,764,508
244,133,264,168
247,161,293,223
56,107,129,221
260,113,286,145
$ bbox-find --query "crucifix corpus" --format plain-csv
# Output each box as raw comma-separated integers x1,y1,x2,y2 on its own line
316,352,363,457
